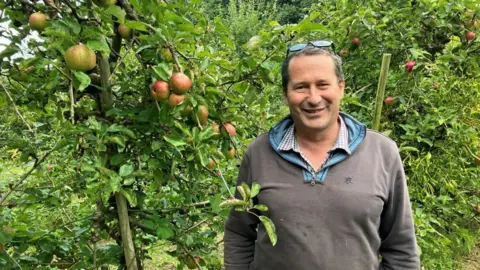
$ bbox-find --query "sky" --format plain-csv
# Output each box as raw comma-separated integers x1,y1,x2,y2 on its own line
0,14,42,60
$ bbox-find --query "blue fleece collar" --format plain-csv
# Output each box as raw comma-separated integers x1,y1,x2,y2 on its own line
268,111,367,183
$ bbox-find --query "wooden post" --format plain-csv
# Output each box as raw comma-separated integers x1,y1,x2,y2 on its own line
372,53,391,131
115,192,138,270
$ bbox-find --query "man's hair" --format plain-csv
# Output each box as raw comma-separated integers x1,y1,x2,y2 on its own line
281,47,344,93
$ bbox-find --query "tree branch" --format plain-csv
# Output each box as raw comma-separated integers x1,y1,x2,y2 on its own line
69,79,75,124
118,0,139,20
1,83,35,135
0,142,57,205
168,43,184,73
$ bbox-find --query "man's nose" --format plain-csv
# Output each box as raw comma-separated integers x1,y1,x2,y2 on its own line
306,87,322,104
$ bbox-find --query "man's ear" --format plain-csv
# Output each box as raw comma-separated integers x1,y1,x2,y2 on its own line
283,91,288,105
339,79,345,99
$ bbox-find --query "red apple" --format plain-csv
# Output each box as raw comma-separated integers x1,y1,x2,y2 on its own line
465,31,476,41
351,37,361,46
151,80,170,102
169,72,192,94
339,49,348,57
168,93,186,108
385,96,396,105
221,122,236,138
405,61,416,72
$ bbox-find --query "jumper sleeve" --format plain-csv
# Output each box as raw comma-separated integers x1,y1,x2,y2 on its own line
379,146,421,270
224,152,260,270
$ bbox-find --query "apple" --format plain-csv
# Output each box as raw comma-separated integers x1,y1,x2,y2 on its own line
385,96,396,105
207,158,215,169
160,47,173,62
211,121,220,134
339,49,348,57
180,105,193,117
170,72,192,94
465,31,476,41
151,80,170,102
64,44,97,72
221,122,236,138
223,147,235,159
433,83,439,89
29,12,47,31
168,93,186,108
405,60,416,72
118,24,132,40
192,105,208,125
351,37,361,47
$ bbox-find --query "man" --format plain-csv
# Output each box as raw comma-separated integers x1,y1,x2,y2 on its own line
223,40,420,270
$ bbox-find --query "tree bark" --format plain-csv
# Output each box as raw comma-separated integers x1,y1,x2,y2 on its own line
115,192,138,270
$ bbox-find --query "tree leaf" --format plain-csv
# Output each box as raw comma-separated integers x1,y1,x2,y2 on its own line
209,194,222,213
236,185,247,200
197,146,209,167
121,188,137,207
72,70,91,91
259,216,277,246
105,5,126,24
87,39,110,56
163,135,187,147
156,226,174,240
250,182,261,198
241,182,251,200
106,136,126,148
125,20,147,32
107,124,136,139
152,141,162,151
153,64,171,82
219,198,248,208
109,175,121,193
139,219,156,231
119,164,134,177
253,204,268,212
0,45,20,59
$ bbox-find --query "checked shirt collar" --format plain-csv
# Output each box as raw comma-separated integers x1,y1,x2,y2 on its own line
278,115,350,172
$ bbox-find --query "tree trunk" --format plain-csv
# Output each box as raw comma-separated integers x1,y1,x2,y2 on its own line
115,192,138,270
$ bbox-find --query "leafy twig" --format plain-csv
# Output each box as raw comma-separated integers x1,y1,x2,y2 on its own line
6,250,22,270
69,79,75,124
108,38,135,82
1,83,35,135
0,142,58,205
216,163,234,198
185,218,208,233
168,43,184,73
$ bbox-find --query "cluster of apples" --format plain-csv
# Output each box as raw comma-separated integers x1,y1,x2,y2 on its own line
151,72,237,161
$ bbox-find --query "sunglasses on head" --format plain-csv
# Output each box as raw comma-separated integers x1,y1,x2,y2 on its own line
286,40,336,56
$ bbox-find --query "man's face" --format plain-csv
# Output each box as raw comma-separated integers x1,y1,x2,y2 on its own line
284,54,345,134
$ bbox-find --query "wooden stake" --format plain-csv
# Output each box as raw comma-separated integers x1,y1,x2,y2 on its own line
372,53,391,131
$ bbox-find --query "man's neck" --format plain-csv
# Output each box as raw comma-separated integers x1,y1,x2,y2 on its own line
294,117,340,150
